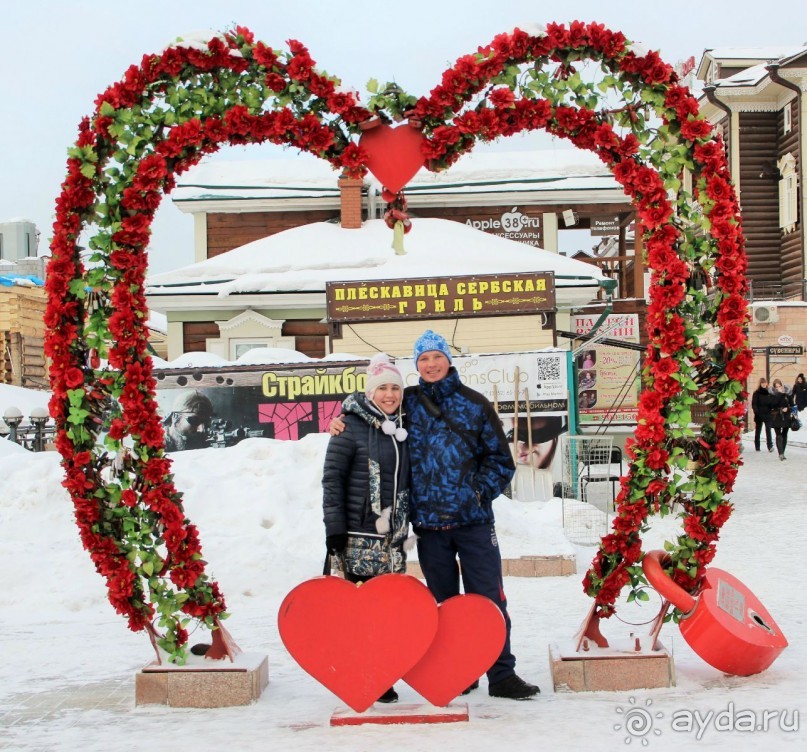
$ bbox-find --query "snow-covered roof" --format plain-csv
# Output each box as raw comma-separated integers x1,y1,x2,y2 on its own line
172,148,619,204
150,348,368,370
0,274,44,288
145,218,606,307
697,45,807,86
146,310,167,334
716,62,771,87
703,46,807,61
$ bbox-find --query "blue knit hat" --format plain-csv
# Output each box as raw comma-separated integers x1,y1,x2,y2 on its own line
413,329,452,364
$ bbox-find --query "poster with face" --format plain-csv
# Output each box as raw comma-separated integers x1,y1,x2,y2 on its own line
571,314,641,425
154,361,368,451
397,350,570,495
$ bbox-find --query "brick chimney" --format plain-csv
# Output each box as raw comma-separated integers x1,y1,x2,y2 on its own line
338,173,363,229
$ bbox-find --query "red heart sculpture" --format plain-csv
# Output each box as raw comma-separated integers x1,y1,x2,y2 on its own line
403,594,506,706
359,123,426,193
278,574,438,712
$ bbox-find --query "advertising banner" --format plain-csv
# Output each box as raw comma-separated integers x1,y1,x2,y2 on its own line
154,351,569,458
571,313,641,424
154,361,368,451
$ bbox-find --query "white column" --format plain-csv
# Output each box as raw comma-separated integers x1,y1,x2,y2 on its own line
193,213,208,263
166,321,184,361
542,212,558,252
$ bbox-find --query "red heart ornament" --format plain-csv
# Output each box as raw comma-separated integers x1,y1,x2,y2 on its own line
278,574,438,712
359,123,426,193
403,594,506,706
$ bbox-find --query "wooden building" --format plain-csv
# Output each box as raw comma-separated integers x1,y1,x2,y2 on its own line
697,45,807,301
0,284,48,389
697,46,807,387
161,149,644,360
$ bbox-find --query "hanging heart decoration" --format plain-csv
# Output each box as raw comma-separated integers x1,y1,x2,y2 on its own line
358,122,426,193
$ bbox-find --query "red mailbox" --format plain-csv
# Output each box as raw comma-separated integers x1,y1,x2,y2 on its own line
642,550,788,676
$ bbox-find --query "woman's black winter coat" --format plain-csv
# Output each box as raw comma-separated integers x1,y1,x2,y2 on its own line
769,390,792,429
322,394,409,537
752,386,772,420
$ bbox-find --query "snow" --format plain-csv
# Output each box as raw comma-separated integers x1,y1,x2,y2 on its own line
703,45,807,61
235,347,315,365
0,383,51,425
1,383,805,750
172,148,616,203
145,218,606,307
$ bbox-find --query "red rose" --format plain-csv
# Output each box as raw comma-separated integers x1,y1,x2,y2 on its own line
680,117,713,142
720,322,746,351
489,87,516,108
64,367,85,389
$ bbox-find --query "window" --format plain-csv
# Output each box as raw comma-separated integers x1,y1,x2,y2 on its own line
783,101,792,135
232,340,272,360
778,153,798,233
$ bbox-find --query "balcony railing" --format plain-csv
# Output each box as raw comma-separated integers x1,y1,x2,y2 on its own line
748,280,807,302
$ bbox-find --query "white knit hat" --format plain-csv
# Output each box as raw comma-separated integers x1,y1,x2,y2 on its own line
364,353,404,398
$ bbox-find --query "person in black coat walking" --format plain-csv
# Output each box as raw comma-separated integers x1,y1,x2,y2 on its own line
322,353,410,704
792,373,807,413
751,377,774,452
769,378,793,460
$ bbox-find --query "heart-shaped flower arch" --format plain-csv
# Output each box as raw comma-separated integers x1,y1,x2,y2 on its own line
47,22,750,661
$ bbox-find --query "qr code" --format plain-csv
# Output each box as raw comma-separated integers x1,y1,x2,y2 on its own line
534,356,561,382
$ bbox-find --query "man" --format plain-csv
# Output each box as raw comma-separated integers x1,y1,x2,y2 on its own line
163,391,214,452
332,330,540,699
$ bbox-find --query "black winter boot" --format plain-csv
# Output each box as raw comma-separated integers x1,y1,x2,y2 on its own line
461,679,480,695
377,686,399,703
488,674,540,700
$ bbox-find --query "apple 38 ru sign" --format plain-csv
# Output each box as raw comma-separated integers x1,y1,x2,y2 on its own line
465,207,541,244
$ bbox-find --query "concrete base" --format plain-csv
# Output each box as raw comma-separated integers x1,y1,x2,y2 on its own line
549,640,675,693
331,702,469,726
406,554,575,580
135,652,268,707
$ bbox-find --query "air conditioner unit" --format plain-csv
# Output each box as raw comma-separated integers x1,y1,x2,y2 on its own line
753,305,779,324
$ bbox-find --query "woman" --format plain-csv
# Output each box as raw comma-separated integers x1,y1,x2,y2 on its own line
322,353,410,704
792,373,807,413
751,377,773,452
769,378,792,460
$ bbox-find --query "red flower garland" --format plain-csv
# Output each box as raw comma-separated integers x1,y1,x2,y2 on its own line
47,23,750,658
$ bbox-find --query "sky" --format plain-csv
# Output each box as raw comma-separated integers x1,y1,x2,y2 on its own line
2,0,805,275
1,380,806,750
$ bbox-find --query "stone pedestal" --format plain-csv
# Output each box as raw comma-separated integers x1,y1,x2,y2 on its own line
549,640,675,692
135,652,268,707
331,702,469,726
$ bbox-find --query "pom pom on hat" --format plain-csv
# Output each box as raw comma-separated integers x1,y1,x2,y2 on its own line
365,353,404,398
413,329,452,364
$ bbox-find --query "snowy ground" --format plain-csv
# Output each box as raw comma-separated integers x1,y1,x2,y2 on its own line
1,384,805,750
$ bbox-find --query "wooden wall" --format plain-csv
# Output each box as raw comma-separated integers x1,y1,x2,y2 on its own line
0,287,48,388
778,102,803,291
182,319,329,359
330,315,555,359
207,210,338,258
738,111,781,285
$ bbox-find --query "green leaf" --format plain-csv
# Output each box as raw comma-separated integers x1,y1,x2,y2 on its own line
68,279,87,298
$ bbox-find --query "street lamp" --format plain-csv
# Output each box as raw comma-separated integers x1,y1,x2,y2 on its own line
2,406,23,444
29,406,50,452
